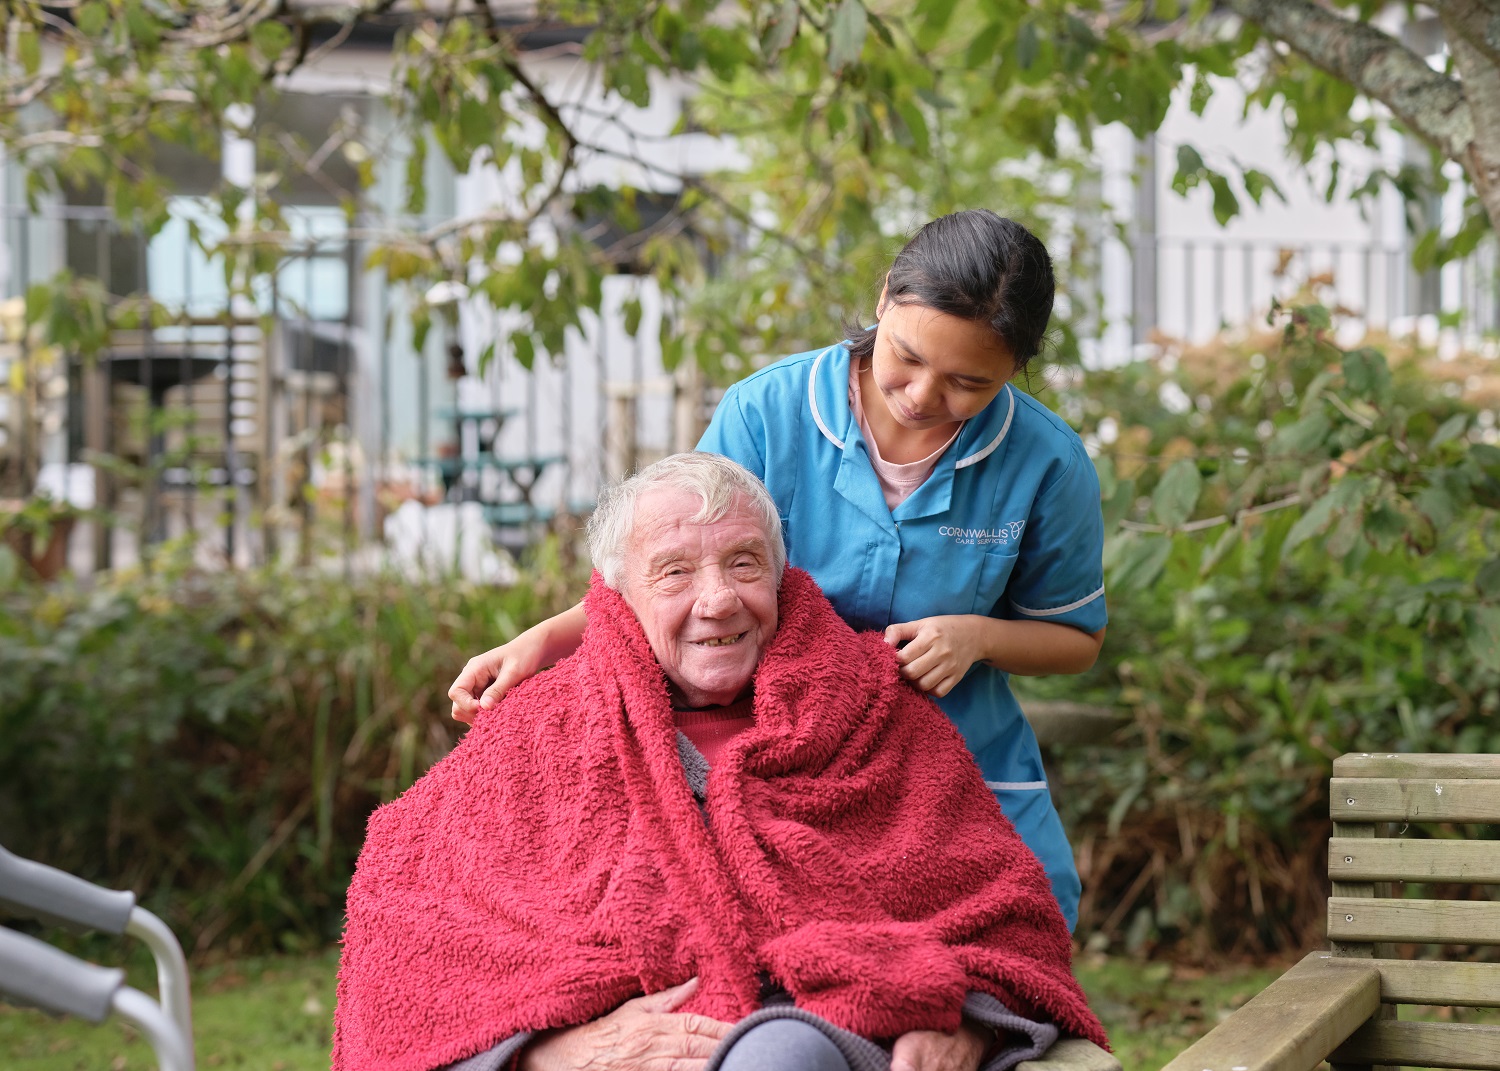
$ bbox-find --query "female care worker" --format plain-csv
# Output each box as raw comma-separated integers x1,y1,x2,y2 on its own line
448,209,1106,929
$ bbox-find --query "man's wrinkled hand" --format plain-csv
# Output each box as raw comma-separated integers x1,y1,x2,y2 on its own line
519,978,733,1071
890,1023,989,1071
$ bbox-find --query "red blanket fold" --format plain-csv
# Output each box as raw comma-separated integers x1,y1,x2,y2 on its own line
332,568,1107,1071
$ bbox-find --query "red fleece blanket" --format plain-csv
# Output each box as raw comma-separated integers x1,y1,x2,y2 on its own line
333,569,1107,1071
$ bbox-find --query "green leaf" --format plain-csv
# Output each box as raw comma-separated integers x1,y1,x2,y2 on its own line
699,26,750,80
1478,558,1500,599
512,332,536,369
1016,22,1040,70
1413,484,1457,530
1283,492,1338,553
1242,168,1286,206
1325,505,1364,559
1342,347,1391,401
124,1,162,50
1199,523,1239,577
965,22,1002,68
1174,144,1205,182
828,0,869,71
1151,459,1202,527
411,306,432,353
77,1,110,36
1271,410,1332,456
918,0,961,36
251,19,295,62
622,297,643,337
1465,606,1500,673
1294,304,1331,331
18,26,41,76
1101,478,1136,532
1430,412,1467,448
1189,71,1212,115
892,97,932,156
1111,533,1173,590
608,55,651,107
761,0,801,59
1207,173,1239,225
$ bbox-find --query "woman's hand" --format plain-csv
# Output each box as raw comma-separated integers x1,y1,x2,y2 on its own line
448,634,550,724
448,603,588,723
519,978,733,1071
890,1023,990,1071
883,615,992,698
885,615,1107,686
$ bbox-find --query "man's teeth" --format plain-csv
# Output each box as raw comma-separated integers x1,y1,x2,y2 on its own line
697,633,745,647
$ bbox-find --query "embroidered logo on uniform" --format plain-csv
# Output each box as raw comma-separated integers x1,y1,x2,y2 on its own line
938,521,1025,546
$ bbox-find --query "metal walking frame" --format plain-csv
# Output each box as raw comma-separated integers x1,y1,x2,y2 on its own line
0,843,195,1071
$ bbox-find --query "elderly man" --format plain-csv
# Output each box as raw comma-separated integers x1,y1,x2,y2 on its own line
333,454,1105,1071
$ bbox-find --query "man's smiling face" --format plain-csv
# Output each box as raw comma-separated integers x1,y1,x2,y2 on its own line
620,486,779,708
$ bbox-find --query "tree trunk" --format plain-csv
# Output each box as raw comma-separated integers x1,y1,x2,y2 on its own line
1442,3,1500,233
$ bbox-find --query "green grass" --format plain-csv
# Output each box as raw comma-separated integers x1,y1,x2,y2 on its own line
0,946,340,1071
5,947,1480,1070
1073,954,1289,1067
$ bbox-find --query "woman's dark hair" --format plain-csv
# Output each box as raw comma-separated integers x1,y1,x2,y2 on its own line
844,209,1055,371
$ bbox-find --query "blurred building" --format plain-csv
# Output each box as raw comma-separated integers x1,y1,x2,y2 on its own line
0,6,1488,575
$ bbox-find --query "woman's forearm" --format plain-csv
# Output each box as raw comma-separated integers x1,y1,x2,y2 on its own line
976,617,1105,676
533,601,588,665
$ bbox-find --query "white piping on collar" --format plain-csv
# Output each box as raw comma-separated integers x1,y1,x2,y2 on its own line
808,348,844,448
955,385,1015,469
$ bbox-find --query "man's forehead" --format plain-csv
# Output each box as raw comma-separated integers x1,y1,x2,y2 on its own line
630,491,769,559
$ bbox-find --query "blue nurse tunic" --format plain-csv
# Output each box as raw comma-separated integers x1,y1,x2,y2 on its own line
697,343,1107,929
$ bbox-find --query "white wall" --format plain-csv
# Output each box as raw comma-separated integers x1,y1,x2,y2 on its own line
1088,68,1414,363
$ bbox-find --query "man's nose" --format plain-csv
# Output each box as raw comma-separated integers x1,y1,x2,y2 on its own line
694,575,740,617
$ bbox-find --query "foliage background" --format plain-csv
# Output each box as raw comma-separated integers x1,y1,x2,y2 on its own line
1031,307,1500,957
0,541,585,954
5,306,1499,960
6,0,1500,963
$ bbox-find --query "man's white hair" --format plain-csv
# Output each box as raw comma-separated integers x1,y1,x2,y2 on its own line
586,453,787,589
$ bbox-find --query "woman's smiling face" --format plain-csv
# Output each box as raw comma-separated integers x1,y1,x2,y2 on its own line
868,299,1017,434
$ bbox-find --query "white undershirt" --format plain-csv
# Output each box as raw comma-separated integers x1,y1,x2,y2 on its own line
849,362,964,510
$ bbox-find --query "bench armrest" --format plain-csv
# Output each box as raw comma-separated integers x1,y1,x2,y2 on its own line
1160,952,1381,1071
1016,1037,1121,1070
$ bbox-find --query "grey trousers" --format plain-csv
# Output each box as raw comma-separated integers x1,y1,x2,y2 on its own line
717,1019,853,1071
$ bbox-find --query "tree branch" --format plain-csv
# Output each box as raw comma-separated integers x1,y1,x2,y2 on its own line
1228,0,1474,162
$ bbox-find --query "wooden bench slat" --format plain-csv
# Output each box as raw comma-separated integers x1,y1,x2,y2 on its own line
1014,1038,1121,1071
1333,753,1500,779
1331,1020,1500,1070
1161,952,1381,1071
1328,897,1500,945
1373,959,1500,1007
1329,838,1500,883
1329,777,1500,823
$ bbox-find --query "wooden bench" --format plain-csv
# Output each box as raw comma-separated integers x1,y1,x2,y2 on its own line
1018,1037,1122,1070
1163,752,1500,1071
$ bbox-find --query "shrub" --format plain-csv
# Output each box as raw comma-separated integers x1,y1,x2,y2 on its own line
0,543,584,954
1027,307,1500,959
